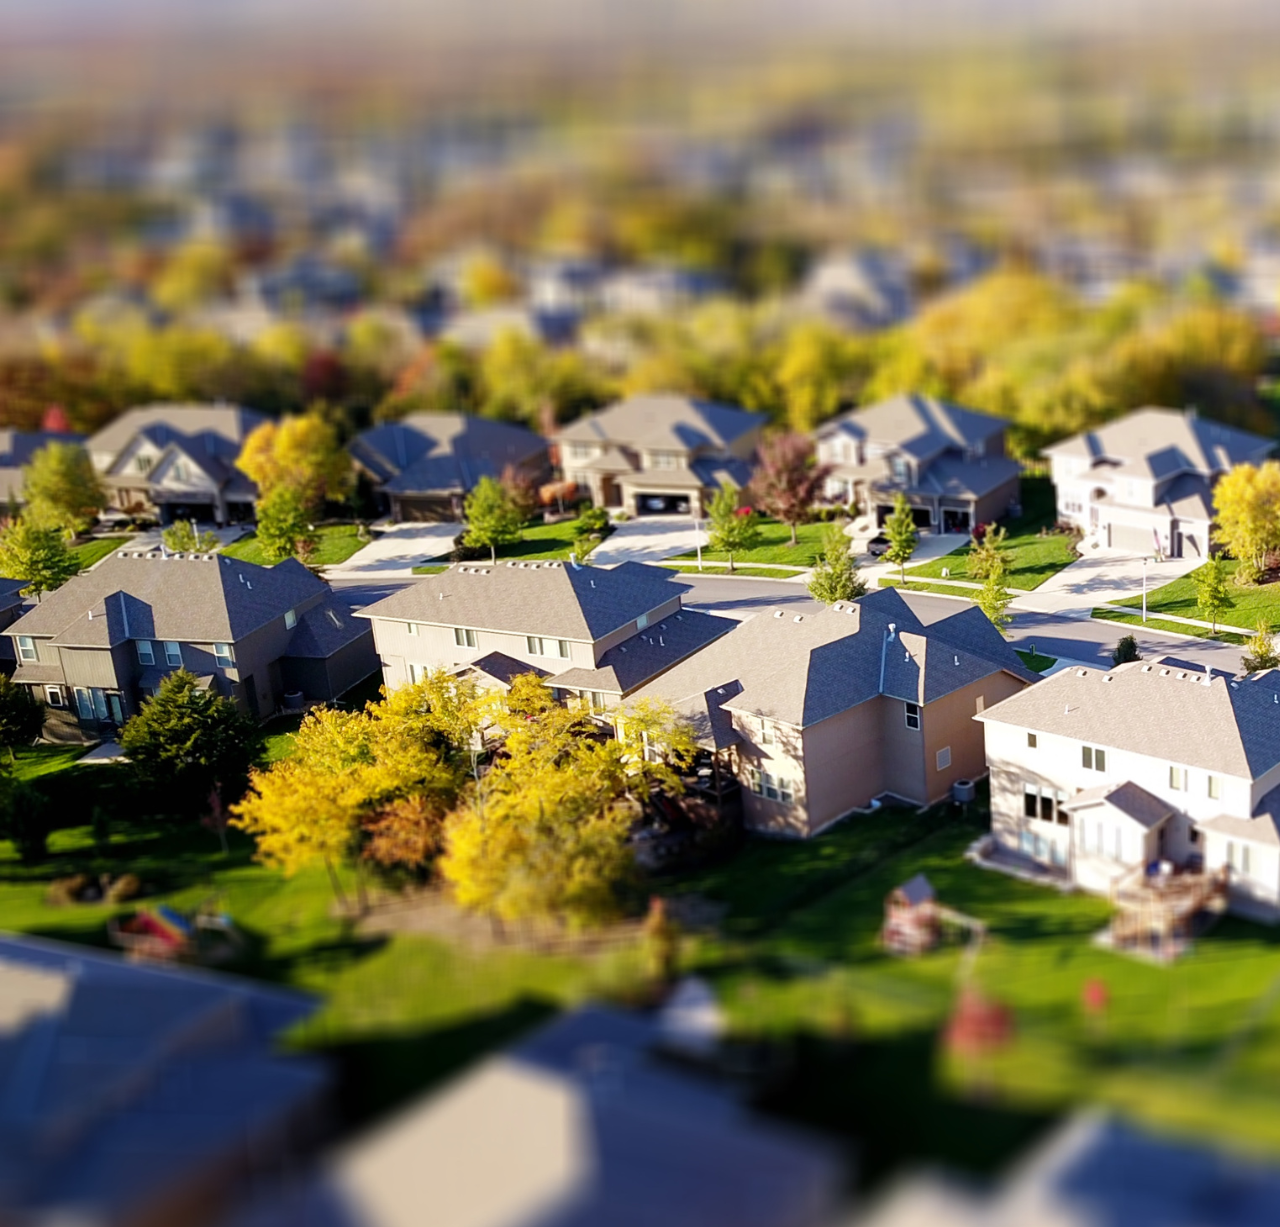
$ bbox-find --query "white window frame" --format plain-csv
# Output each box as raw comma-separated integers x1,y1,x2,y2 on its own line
164,641,182,668
454,627,477,648
213,643,233,668
759,719,775,746
406,621,418,636
748,767,763,795
1170,765,1187,791
16,636,35,662
904,702,920,730
284,608,297,630
1208,774,1220,800
45,685,63,708
136,640,154,666
409,662,426,684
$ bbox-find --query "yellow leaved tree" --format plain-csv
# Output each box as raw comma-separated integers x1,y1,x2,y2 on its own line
236,410,352,512
1213,461,1280,585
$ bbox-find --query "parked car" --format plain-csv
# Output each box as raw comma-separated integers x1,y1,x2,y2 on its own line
868,534,891,557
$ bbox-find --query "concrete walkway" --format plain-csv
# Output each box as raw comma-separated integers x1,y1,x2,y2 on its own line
322,522,459,579
591,515,704,566
856,532,970,587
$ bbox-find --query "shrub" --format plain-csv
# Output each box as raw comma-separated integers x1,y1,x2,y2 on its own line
46,874,89,906
106,873,142,904
578,506,611,535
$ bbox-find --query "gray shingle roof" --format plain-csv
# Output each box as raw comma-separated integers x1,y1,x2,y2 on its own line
556,395,764,453
283,600,372,658
1041,407,1273,478
88,404,265,468
978,659,1280,778
631,587,1033,733
349,413,547,495
816,394,1006,460
457,652,550,688
1060,781,1174,829
7,553,326,647
356,560,692,643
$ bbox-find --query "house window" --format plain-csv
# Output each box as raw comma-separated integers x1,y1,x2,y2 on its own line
890,456,908,483
1027,732,1038,749
74,687,92,720
1228,841,1252,876
135,454,152,473
1208,775,1221,800
759,719,775,746
936,746,952,771
16,636,35,662
586,691,607,713
284,608,297,630
213,643,232,667
636,612,649,631
748,767,763,794
136,640,154,666
1025,783,1067,824
761,772,794,803
454,627,477,648
409,662,425,684
45,686,63,708
1169,765,1188,791
1082,746,1106,772
406,622,418,636
904,702,920,730
164,641,182,667
526,636,571,658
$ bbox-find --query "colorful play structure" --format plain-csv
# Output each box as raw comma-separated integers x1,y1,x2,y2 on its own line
108,903,241,964
881,873,987,970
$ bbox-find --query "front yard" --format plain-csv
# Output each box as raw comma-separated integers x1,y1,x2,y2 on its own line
71,534,136,571
222,524,368,567
669,518,828,568
9,781,1280,1186
1111,557,1280,634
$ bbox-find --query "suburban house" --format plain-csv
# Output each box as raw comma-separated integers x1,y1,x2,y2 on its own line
977,657,1280,920
87,403,267,525
6,549,377,739
1043,406,1274,558
814,394,1022,534
631,587,1037,838
357,559,735,708
556,394,765,518
349,412,551,522
0,932,327,1227
794,248,914,330
599,265,725,317
0,428,86,507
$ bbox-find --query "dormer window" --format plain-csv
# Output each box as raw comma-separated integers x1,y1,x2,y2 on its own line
636,612,649,631
135,454,153,473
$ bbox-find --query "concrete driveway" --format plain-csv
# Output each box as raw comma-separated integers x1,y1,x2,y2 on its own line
1014,548,1203,616
323,522,459,578
591,515,704,566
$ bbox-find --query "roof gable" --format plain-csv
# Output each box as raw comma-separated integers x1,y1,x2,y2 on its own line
556,395,764,453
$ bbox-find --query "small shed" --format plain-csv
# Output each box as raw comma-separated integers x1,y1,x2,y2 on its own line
881,873,939,955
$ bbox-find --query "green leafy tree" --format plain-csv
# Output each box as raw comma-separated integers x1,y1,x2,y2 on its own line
706,485,761,574
463,476,524,563
22,441,103,536
0,519,80,598
162,518,219,553
1111,634,1141,667
0,674,43,760
883,492,919,582
976,572,1014,635
255,486,316,565
1194,556,1234,632
121,669,262,817
808,520,866,604
1242,621,1280,673
967,523,1009,583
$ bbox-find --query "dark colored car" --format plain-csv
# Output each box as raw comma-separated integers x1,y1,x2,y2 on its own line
868,534,891,557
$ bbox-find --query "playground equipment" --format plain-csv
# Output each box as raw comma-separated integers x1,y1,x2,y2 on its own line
881,873,987,971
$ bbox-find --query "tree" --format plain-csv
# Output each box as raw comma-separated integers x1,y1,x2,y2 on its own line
0,519,80,598
808,520,866,604
0,674,43,760
967,523,1009,583
463,475,524,563
500,463,539,522
120,669,261,818
883,492,919,582
255,486,317,564
162,518,219,553
1213,462,1280,584
23,442,103,536
775,321,855,433
151,239,232,312
459,251,520,307
976,573,1013,635
1242,621,1280,673
747,432,832,546
1194,556,1234,632
706,485,761,573
1111,634,1141,666
236,411,352,511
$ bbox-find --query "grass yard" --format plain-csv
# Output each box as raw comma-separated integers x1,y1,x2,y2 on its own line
878,577,979,599
1112,558,1277,635
72,534,135,571
11,744,89,780
222,524,368,567
1015,649,1057,673
661,563,803,580
670,519,829,567
411,564,448,575
903,479,1078,591
1091,607,1248,646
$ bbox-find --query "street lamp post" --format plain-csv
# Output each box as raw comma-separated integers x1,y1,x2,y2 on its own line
1142,556,1150,623
694,516,703,572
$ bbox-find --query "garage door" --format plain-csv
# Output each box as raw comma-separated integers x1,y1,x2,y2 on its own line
1109,522,1158,554
635,493,691,516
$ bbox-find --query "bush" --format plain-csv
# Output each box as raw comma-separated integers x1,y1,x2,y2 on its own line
578,506,611,535
46,874,90,906
106,873,142,904
448,530,487,563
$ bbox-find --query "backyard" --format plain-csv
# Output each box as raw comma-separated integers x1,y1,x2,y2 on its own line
7,782,1280,1185
1111,557,1279,635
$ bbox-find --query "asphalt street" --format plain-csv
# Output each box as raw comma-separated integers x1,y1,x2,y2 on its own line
328,570,1246,674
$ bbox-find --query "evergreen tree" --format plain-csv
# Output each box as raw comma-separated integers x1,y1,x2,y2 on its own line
1111,634,1141,666
0,674,43,760
883,492,919,582
463,476,524,563
807,520,866,604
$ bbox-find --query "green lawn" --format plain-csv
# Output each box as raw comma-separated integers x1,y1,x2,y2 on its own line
670,519,829,567
222,524,368,567
1015,649,1057,673
903,480,1078,591
72,535,135,571
878,577,980,599
661,563,803,580
11,744,89,780
1092,607,1248,646
1111,558,1276,634
411,564,448,575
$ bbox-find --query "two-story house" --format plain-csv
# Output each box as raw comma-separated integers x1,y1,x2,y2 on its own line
556,394,765,519
348,412,551,522
814,394,1022,534
631,587,1036,838
1043,407,1273,558
6,550,377,740
88,404,266,525
977,657,1280,919
356,559,736,708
